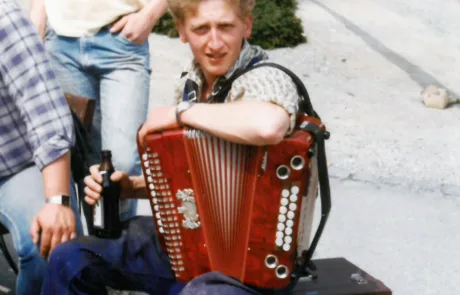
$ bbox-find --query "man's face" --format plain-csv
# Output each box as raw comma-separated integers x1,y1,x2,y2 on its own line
177,0,253,83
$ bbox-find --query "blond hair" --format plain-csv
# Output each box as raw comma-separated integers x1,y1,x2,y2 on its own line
168,0,255,22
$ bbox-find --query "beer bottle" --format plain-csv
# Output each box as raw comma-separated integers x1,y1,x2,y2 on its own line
93,150,122,239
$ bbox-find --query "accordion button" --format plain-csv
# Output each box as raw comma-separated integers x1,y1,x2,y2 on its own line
281,198,289,206
142,154,148,160
286,220,294,228
289,203,297,211
290,195,298,203
285,227,293,235
278,215,286,223
276,231,284,239
284,236,292,244
275,238,283,246
283,244,291,251
291,186,299,194
287,211,295,220
282,189,289,198
280,206,288,214
277,223,285,231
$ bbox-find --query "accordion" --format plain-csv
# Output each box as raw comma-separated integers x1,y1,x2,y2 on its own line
138,115,331,290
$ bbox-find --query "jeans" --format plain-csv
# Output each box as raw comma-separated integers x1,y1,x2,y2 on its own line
0,165,82,295
42,217,260,295
45,26,151,221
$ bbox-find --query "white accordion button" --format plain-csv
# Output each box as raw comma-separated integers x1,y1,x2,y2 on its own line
277,223,285,231
282,189,289,198
275,238,283,246
146,169,151,175
291,186,299,194
143,161,149,167
142,154,148,160
147,176,153,183
278,214,286,223
159,227,164,233
150,191,156,197
287,211,295,220
155,212,161,219
289,203,297,211
286,220,294,228
281,198,289,206
290,195,298,203
149,184,154,190
279,206,288,214
285,227,293,235
284,236,292,244
283,244,291,251
276,231,284,239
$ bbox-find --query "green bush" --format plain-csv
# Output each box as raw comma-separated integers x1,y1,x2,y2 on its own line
152,0,307,49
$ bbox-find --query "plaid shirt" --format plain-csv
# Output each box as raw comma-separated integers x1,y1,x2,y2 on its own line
0,1,74,178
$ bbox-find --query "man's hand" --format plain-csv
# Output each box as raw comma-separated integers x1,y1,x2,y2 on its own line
110,11,155,45
84,165,137,205
138,106,179,142
29,0,47,40
30,204,76,257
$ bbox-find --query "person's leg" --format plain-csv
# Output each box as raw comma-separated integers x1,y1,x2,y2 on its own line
179,272,262,295
0,165,82,295
89,29,151,220
43,216,176,295
44,26,100,164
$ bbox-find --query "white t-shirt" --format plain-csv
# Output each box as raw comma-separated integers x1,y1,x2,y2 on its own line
45,0,150,37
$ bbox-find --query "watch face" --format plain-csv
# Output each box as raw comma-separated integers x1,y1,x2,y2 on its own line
62,196,70,206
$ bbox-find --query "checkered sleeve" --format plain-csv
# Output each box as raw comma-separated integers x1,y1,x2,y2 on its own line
0,1,75,170
229,67,300,135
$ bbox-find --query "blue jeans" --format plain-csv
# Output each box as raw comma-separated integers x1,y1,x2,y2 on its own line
0,165,82,295
45,26,151,221
42,217,260,295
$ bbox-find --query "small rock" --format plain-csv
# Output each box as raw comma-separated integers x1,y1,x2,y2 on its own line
421,85,450,109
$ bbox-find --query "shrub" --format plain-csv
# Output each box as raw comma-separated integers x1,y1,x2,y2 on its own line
152,0,307,49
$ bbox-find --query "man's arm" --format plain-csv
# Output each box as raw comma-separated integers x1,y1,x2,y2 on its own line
29,0,47,40
1,3,77,257
110,0,169,44
181,100,291,146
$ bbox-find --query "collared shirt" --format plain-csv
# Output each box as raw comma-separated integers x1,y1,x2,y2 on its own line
0,1,75,179
175,41,300,134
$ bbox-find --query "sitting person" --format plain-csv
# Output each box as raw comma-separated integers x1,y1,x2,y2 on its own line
0,1,82,294
42,0,301,293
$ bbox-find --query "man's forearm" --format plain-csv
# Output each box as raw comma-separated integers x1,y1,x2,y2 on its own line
29,0,47,39
141,0,169,29
42,152,71,198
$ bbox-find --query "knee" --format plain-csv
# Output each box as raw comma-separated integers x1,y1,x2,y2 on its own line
47,240,90,280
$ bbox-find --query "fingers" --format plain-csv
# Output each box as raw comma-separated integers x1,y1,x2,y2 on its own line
49,229,62,255
110,16,128,33
30,216,40,244
39,229,52,257
110,171,126,182
89,165,102,182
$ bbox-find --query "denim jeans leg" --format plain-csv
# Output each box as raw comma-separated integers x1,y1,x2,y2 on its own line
0,165,82,295
93,31,150,220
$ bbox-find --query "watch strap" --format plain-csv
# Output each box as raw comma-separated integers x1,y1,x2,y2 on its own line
45,195,70,207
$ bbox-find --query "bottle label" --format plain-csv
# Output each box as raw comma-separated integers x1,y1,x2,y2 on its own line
94,199,104,228
94,171,107,228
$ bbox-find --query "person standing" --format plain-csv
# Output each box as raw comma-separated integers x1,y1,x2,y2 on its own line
29,0,168,224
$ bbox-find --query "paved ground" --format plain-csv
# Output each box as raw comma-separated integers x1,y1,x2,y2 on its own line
2,0,459,293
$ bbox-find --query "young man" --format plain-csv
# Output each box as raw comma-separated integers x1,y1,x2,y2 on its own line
0,1,82,294
29,0,169,224
43,0,300,294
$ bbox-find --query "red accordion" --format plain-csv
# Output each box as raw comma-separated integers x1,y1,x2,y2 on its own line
137,115,330,290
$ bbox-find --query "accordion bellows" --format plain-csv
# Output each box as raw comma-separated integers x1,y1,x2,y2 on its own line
138,122,319,289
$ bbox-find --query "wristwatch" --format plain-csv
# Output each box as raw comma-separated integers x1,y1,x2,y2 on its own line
176,101,195,127
45,195,70,207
